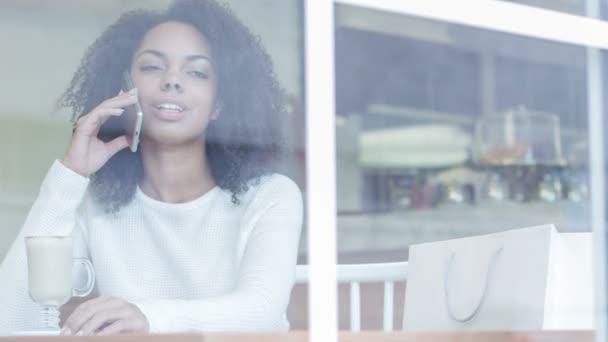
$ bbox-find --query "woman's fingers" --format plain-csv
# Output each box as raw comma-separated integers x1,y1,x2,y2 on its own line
106,135,130,156
101,89,138,109
94,304,149,335
60,89,139,177
74,107,125,136
74,90,138,135
96,319,129,336
79,307,131,336
62,296,120,335
61,296,149,336
96,317,148,336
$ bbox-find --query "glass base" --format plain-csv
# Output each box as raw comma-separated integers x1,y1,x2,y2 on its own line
41,305,60,330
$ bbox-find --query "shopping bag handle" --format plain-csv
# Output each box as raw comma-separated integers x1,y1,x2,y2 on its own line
444,246,503,323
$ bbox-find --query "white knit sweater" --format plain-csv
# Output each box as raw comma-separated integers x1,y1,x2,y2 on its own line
0,160,303,334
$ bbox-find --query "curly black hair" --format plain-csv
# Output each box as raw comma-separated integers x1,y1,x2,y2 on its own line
59,0,287,213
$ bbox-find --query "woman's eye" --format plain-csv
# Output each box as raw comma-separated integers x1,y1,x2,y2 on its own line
189,70,208,79
140,65,161,72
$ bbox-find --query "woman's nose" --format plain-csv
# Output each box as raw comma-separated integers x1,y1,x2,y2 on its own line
161,74,183,92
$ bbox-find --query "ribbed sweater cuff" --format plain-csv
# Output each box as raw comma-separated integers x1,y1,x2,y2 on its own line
41,160,90,205
131,300,174,334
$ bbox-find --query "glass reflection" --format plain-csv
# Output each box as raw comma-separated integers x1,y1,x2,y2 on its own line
335,4,596,331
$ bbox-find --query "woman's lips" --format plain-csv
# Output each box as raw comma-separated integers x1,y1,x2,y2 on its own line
150,106,187,121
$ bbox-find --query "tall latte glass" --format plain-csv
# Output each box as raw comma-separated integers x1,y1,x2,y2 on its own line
25,236,95,333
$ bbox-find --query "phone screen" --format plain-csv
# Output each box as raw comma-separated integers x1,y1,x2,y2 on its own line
121,70,144,152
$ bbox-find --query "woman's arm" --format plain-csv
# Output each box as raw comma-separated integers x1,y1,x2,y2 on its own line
0,161,90,334
1,90,137,335
144,190,303,333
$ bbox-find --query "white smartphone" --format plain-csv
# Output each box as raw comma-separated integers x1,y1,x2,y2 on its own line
121,70,144,152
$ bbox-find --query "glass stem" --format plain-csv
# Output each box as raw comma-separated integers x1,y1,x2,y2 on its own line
42,306,60,330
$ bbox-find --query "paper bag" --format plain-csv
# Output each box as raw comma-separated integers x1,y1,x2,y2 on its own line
402,224,592,330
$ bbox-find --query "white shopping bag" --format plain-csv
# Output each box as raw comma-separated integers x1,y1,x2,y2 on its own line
402,224,592,331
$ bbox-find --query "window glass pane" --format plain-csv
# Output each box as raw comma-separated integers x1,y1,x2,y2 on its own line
335,3,601,331
0,0,306,335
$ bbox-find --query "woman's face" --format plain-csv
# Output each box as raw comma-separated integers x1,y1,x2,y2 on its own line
130,21,220,147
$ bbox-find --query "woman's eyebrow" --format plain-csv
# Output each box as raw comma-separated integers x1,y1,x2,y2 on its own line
135,49,211,63
186,55,211,63
135,49,165,60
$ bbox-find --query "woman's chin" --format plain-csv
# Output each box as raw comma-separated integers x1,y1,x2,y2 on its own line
140,129,204,149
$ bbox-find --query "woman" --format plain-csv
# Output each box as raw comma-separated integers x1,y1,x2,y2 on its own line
0,0,303,336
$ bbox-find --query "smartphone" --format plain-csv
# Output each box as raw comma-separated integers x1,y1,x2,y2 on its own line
121,70,144,152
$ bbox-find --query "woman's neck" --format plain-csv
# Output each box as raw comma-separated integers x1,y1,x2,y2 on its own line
139,141,216,203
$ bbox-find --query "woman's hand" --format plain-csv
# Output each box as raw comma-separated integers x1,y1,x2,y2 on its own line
61,296,149,336
61,89,138,177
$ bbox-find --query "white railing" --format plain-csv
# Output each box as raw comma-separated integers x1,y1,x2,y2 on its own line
295,261,408,331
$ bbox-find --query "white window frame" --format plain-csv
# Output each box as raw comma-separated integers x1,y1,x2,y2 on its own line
304,1,608,341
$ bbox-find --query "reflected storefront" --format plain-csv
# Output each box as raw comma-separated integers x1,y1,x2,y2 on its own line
307,0,608,340
335,5,592,258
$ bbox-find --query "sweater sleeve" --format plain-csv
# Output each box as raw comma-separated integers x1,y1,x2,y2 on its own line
0,160,90,335
133,175,304,333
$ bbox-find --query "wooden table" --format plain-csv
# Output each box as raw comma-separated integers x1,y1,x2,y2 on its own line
1,331,594,341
